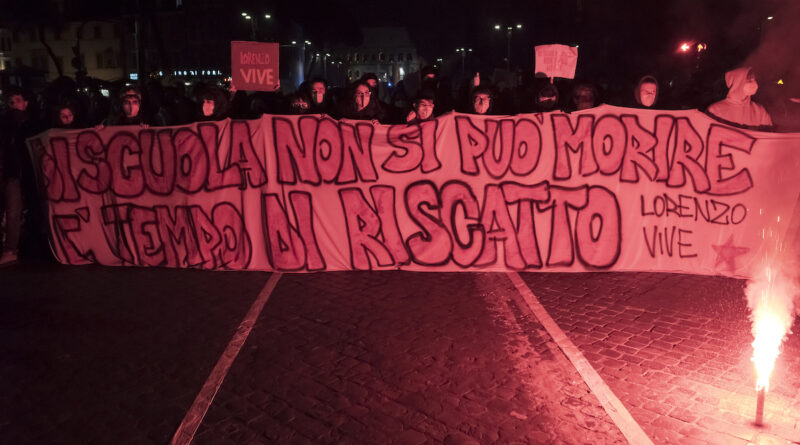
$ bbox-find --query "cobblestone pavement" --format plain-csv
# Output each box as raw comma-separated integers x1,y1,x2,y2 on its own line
2,265,799,444
518,272,800,445
192,272,626,445
0,266,271,445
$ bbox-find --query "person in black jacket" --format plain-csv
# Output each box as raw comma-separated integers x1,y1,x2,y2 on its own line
52,101,82,129
0,86,45,265
535,83,560,112
102,86,151,126
306,77,336,116
405,89,436,124
632,75,659,109
470,85,495,115
195,86,230,121
339,80,386,123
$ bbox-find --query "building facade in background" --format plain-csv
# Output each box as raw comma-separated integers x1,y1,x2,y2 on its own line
1,21,125,82
122,0,232,82
330,27,420,86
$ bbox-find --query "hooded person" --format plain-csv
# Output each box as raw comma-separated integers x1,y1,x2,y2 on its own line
419,65,453,115
569,82,599,111
633,75,659,109
305,77,335,116
707,67,773,130
286,91,311,115
195,86,230,121
361,73,380,94
535,83,560,112
360,72,401,122
340,80,386,123
103,86,150,126
469,85,495,115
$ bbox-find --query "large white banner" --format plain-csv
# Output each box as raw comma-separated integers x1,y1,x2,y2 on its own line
28,106,800,277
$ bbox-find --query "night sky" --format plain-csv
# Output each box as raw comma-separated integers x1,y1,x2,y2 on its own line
2,0,798,91
256,0,796,86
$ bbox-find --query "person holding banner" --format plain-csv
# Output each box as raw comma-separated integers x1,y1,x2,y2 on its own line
707,67,773,130
195,86,230,122
569,82,599,111
306,78,335,116
102,87,151,127
286,92,312,115
633,75,659,109
535,84,560,112
340,80,386,123
470,85,495,115
405,90,436,124
52,102,81,129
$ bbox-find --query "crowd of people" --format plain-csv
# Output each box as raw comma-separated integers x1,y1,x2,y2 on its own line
0,64,796,265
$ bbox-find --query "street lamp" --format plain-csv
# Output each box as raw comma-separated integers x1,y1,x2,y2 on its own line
241,11,273,40
494,23,523,70
456,47,473,75
241,12,256,39
323,52,331,78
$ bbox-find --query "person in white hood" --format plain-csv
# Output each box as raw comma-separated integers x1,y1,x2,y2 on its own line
707,67,773,130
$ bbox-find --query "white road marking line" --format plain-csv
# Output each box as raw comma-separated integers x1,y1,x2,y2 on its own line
171,272,283,445
506,271,653,445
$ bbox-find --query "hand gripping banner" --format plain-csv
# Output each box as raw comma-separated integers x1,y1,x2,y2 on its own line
27,105,800,277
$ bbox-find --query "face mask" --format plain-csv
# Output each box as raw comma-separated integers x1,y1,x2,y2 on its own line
355,89,371,110
538,99,556,110
639,84,657,107
473,95,490,114
743,81,758,96
202,100,215,117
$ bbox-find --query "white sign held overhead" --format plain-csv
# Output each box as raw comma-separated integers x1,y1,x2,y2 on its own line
535,44,579,79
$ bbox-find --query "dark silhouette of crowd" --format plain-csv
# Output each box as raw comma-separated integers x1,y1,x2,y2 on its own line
1,64,799,265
